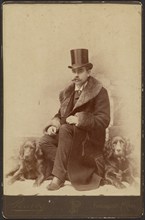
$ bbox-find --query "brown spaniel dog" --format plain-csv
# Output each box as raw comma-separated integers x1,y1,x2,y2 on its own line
6,139,54,186
103,136,136,189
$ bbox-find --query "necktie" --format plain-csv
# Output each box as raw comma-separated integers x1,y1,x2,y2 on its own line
73,90,82,106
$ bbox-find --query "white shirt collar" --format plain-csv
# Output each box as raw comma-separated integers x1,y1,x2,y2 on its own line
75,81,88,91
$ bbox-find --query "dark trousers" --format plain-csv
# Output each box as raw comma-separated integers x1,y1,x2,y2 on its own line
39,124,86,182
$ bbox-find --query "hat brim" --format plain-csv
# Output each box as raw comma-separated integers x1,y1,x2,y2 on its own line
68,63,93,70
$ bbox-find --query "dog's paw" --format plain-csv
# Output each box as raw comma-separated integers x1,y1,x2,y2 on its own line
7,178,16,185
5,173,10,178
19,176,26,181
131,180,139,188
33,180,41,187
115,182,126,189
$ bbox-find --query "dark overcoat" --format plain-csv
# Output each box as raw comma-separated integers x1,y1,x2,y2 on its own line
49,76,110,190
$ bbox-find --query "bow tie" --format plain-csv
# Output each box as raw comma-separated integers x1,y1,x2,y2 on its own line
74,90,82,101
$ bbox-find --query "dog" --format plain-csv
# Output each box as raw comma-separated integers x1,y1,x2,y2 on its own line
103,136,137,189
6,139,55,186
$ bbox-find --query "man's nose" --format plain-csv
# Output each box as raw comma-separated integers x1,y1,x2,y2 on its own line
74,72,79,76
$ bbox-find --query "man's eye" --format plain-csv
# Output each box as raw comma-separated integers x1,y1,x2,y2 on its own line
78,69,83,73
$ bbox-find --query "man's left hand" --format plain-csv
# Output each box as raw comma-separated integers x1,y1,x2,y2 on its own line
66,115,78,125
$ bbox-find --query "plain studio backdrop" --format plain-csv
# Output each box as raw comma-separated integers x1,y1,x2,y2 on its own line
3,3,141,194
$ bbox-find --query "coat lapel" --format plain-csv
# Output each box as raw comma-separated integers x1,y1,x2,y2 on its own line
73,76,102,110
59,76,103,116
59,83,74,117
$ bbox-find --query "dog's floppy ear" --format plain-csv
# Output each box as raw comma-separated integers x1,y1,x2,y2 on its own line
104,139,113,159
19,139,36,159
125,139,134,156
35,142,43,159
19,142,25,159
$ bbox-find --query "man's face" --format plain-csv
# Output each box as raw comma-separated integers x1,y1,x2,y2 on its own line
72,67,90,87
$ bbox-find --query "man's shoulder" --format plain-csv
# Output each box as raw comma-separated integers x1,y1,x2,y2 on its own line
88,76,110,100
88,76,102,87
89,76,108,92
59,83,75,101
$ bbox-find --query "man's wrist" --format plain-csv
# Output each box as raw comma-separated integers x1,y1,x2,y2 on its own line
74,115,79,126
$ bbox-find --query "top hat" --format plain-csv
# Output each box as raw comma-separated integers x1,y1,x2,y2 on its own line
68,49,93,70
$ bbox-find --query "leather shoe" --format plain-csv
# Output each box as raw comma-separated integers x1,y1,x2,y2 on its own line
47,177,64,191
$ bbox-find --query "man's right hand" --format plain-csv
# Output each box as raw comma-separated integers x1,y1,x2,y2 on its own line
44,126,57,136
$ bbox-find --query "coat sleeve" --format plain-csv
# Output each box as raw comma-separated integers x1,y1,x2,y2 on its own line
50,110,61,130
75,88,110,131
43,110,61,132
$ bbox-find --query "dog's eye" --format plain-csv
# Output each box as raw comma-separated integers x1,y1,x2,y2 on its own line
112,144,116,149
24,145,28,149
119,140,125,144
29,146,35,150
24,145,34,150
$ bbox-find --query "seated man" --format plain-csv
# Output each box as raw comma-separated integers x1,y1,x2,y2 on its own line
39,48,110,191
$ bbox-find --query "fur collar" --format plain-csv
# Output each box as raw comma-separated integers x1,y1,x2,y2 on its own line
59,76,103,111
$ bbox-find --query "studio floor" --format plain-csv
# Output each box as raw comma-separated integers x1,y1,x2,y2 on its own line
4,137,141,196
4,177,140,196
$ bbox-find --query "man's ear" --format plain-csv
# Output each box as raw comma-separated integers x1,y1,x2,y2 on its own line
87,70,91,78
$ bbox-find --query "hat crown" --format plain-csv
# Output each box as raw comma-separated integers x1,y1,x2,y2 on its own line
70,49,89,66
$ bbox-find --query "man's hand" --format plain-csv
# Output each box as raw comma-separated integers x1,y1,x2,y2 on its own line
44,126,57,136
66,115,78,125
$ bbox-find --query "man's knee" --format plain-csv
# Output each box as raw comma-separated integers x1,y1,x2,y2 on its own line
38,134,57,159
38,134,57,147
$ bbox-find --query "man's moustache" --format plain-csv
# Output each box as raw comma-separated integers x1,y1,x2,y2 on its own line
72,78,80,81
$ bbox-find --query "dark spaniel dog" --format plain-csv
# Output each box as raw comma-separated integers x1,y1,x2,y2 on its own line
6,139,55,186
103,136,136,189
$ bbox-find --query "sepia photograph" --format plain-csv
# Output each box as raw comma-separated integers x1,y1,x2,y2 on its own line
2,2,142,218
